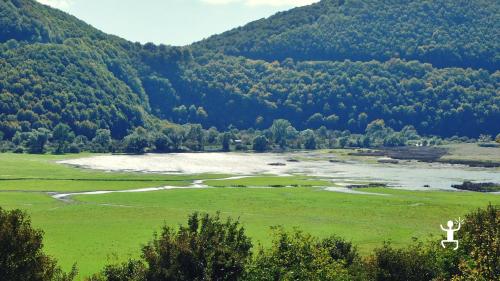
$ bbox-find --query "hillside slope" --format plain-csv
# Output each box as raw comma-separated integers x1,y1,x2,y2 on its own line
0,0,190,139
173,54,499,136
196,0,499,70
0,0,498,140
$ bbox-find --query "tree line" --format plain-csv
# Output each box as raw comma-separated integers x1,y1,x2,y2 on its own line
0,118,462,155
1,204,498,281
4,118,498,155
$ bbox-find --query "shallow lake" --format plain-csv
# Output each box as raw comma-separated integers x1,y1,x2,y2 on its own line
60,152,500,191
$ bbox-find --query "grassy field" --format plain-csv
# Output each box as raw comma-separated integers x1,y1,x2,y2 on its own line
0,153,225,192
204,176,333,187
0,152,498,279
441,143,500,163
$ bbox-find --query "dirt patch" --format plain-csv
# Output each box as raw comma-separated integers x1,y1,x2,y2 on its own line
383,147,448,161
349,147,447,161
58,152,500,190
436,159,500,168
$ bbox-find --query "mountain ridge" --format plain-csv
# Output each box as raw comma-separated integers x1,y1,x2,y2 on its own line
195,0,499,71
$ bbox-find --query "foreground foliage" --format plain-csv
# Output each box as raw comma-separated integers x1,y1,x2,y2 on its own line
367,204,499,281
0,204,498,280
84,204,499,281
89,213,252,281
456,204,499,280
245,228,364,281
0,207,76,281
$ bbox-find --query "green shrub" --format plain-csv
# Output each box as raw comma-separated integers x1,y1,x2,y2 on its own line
367,241,442,281
0,207,77,281
143,212,252,281
245,228,351,281
454,204,499,280
366,204,499,281
252,135,269,152
87,260,146,281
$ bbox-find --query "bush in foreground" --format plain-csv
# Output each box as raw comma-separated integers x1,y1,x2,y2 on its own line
3,204,498,280
245,227,364,281
454,204,499,280
88,260,146,281
0,207,76,281
90,212,252,281
90,224,365,281
366,204,499,281
366,240,449,281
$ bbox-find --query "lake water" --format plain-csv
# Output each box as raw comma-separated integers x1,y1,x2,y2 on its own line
59,152,500,191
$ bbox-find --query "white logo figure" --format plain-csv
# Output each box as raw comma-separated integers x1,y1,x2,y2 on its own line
440,217,463,250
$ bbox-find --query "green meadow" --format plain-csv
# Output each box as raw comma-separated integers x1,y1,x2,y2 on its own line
0,153,498,279
0,153,226,192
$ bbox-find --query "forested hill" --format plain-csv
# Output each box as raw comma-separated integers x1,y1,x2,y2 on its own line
0,0,190,139
0,0,499,142
195,0,499,71
0,0,106,43
176,55,499,137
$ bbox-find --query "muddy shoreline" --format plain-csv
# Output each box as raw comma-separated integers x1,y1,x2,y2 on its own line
58,151,500,191
349,146,500,168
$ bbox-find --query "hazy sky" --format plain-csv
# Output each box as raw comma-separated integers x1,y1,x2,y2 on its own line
37,0,319,46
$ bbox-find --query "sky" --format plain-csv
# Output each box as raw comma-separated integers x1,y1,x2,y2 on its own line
36,0,319,46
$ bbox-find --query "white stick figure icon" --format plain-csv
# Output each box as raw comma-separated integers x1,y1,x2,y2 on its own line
440,217,463,250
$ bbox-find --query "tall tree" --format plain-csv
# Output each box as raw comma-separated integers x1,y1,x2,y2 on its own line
252,135,269,152
270,119,292,149
52,123,75,154
123,127,150,154
26,128,50,154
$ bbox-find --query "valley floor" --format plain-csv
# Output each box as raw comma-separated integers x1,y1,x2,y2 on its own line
0,151,498,279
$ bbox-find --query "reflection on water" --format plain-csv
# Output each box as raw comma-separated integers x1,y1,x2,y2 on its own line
60,152,500,190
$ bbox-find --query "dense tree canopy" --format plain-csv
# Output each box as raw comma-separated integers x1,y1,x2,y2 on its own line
196,0,500,71
0,0,106,43
0,39,152,139
0,0,498,143
177,55,499,136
